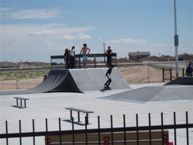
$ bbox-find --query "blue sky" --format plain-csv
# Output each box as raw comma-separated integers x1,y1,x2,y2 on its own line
0,0,193,62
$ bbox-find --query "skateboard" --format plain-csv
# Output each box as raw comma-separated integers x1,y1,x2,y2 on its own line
100,86,111,92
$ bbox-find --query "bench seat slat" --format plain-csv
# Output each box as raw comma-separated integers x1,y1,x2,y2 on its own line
14,97,29,100
65,107,94,113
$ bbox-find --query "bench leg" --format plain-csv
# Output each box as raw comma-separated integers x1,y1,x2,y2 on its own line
85,113,89,125
16,99,19,107
20,99,23,108
70,110,73,121
78,112,80,122
24,100,27,108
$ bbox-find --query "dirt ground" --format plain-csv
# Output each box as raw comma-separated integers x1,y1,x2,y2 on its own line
0,66,165,90
119,65,163,84
0,78,43,90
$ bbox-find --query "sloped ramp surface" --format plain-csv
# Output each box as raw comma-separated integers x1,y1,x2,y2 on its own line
0,68,71,95
104,85,193,103
0,67,129,95
69,68,130,92
30,68,80,93
166,77,193,85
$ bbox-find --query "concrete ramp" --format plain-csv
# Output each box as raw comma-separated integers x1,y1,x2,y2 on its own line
104,85,193,103
69,68,130,92
0,68,72,95
0,67,130,95
166,77,193,85
30,69,70,93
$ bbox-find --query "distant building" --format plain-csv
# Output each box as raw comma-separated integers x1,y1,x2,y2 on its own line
19,62,34,69
128,51,151,61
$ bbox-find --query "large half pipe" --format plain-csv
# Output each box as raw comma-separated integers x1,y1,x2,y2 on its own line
0,67,130,95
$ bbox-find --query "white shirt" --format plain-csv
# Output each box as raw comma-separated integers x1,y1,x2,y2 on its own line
69,49,75,56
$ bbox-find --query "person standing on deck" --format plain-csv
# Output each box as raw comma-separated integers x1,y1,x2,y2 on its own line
64,48,70,69
69,46,75,69
80,43,90,68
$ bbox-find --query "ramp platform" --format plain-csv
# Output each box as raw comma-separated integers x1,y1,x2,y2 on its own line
166,77,193,85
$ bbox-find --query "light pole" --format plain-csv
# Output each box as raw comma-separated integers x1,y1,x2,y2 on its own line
174,0,179,78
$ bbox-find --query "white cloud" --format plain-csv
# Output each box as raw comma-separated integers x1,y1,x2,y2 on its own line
0,24,93,61
0,8,59,19
108,38,147,46
77,33,91,40
106,38,172,57
63,33,91,40
63,35,75,40
29,30,56,36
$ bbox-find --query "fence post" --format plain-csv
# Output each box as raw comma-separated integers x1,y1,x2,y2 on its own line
186,111,189,145
58,118,62,145
170,68,172,81
136,114,139,145
161,113,164,145
19,120,22,145
162,68,165,82
72,117,75,145
98,116,101,145
173,112,177,145
147,61,150,83
5,120,9,145
85,116,88,145
110,115,114,145
148,113,152,145
123,114,126,145
182,68,185,77
45,118,50,145
32,119,35,145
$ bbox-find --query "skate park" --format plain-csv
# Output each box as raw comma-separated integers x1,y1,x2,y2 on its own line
0,53,193,145
1,0,193,144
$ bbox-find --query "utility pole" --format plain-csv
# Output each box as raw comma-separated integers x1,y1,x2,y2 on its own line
174,0,179,78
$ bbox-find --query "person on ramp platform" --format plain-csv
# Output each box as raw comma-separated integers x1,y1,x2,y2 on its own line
105,46,112,67
69,46,75,69
64,48,70,69
80,43,90,68
104,65,114,90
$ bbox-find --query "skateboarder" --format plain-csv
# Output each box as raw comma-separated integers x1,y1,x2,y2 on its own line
104,65,114,89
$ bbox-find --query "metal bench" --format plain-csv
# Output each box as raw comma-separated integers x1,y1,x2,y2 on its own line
65,107,94,125
13,97,29,108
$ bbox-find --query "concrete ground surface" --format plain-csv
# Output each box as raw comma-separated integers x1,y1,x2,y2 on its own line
0,83,193,145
